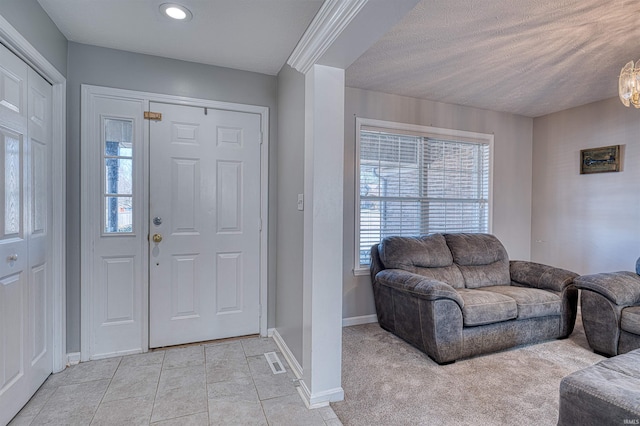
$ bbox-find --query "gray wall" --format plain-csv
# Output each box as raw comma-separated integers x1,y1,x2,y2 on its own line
343,87,534,320
0,0,67,76
531,96,640,274
66,42,278,352
275,64,305,362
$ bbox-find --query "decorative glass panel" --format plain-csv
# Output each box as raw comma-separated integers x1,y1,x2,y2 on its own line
5,135,20,235
105,159,133,195
104,119,132,156
103,118,134,234
104,196,133,233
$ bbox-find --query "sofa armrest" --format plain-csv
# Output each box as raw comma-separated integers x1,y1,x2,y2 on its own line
375,269,463,308
510,260,578,292
574,271,640,307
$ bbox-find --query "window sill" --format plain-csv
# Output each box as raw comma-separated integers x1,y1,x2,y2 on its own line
353,268,370,277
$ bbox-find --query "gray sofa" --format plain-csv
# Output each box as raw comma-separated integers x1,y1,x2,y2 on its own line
370,233,579,364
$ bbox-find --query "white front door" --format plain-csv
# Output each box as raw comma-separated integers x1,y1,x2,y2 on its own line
149,102,262,348
0,43,53,425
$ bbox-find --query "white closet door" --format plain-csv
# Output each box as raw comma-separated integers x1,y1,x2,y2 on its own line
26,66,53,391
0,43,53,426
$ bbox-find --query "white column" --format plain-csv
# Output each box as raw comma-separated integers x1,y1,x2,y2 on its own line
301,64,345,407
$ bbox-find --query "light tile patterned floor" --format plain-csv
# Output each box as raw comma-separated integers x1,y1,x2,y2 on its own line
9,337,342,426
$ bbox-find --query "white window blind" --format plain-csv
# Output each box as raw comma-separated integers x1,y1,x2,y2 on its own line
357,126,490,269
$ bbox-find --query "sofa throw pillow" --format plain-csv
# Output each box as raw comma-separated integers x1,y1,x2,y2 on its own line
379,234,453,269
444,233,510,288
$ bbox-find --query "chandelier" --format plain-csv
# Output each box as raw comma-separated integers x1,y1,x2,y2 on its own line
619,60,640,107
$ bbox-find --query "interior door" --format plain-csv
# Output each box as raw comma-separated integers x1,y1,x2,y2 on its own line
0,43,52,425
149,102,262,348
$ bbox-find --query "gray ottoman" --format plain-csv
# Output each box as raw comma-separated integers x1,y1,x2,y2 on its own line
558,349,640,425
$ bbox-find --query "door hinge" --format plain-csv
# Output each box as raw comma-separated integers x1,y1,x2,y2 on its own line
259,132,263,145
144,111,162,121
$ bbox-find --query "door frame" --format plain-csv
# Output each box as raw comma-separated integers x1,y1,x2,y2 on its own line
0,16,67,373
81,85,269,359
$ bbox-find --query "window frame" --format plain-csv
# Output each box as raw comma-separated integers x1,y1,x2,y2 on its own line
101,115,135,236
354,117,494,275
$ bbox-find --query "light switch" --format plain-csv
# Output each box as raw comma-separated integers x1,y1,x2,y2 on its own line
297,193,304,211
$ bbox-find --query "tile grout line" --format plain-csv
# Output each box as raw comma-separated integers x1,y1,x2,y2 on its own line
204,345,212,426
148,349,167,425
242,339,272,425
15,375,56,425
88,357,123,426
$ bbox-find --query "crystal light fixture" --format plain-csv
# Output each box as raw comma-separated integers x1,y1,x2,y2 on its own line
619,60,640,108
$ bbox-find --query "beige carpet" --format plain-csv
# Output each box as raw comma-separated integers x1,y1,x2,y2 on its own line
332,314,604,426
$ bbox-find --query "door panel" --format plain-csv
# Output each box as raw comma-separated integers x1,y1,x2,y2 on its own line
171,254,199,319
0,48,26,121
0,273,24,390
216,252,243,313
149,102,261,348
30,264,47,363
26,67,52,389
217,161,242,233
171,158,199,233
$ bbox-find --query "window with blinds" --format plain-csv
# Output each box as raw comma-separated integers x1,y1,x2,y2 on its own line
356,120,492,270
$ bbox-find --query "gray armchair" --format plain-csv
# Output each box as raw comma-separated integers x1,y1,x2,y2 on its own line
574,268,640,356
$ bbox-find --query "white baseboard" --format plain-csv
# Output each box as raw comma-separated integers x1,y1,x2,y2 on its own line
271,328,345,408
342,314,378,327
297,380,345,408
66,352,80,366
270,328,303,379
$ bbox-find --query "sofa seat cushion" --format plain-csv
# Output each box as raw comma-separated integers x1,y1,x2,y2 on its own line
457,288,517,326
621,306,640,335
481,285,562,320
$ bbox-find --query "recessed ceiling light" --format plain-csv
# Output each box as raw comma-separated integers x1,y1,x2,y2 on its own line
160,3,192,21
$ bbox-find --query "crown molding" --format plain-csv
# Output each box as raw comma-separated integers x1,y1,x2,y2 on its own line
287,0,368,74
0,14,65,83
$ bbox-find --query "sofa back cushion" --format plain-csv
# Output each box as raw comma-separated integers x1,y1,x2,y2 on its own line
444,233,510,288
378,234,465,289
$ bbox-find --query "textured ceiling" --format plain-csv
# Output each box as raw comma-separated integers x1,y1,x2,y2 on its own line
346,0,640,117
37,0,323,75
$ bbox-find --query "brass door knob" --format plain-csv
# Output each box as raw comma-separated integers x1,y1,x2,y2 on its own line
152,233,163,243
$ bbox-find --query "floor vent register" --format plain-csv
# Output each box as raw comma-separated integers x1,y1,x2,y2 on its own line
264,351,286,374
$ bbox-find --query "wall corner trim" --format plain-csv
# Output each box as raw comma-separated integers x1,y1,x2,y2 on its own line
342,314,378,327
0,14,64,83
287,0,368,74
272,328,344,409
66,352,81,367
271,328,303,379
297,381,345,409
